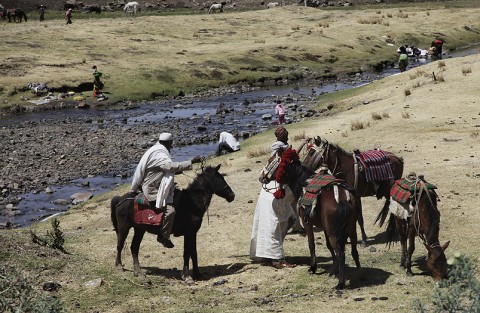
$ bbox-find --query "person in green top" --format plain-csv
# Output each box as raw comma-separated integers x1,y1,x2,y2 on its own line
92,65,104,97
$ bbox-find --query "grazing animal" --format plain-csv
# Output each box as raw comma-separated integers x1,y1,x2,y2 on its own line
260,148,362,289
123,1,140,15
63,3,79,11
84,5,101,14
266,2,279,8
6,8,27,22
110,165,235,281
386,175,449,279
311,136,404,246
208,2,226,14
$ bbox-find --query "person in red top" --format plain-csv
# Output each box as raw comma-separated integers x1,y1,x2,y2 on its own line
275,100,286,124
65,8,72,24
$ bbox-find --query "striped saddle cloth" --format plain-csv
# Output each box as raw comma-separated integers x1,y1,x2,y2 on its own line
390,178,437,204
133,193,164,226
301,173,353,206
356,149,394,182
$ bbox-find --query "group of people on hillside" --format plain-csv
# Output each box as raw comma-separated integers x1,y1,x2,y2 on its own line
397,38,445,72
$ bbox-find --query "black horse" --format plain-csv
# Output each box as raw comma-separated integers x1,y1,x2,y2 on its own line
6,9,28,22
110,165,235,282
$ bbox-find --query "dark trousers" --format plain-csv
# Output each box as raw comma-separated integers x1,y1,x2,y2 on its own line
216,142,235,156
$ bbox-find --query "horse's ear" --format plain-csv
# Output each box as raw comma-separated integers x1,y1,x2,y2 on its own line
215,164,221,172
442,241,450,251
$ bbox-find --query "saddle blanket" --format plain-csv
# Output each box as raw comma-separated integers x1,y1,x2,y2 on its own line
356,149,394,182
133,193,164,226
302,146,323,172
390,178,437,204
301,173,352,206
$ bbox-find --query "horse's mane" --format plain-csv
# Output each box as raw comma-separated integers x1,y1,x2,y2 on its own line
424,190,441,243
186,166,217,191
331,142,351,157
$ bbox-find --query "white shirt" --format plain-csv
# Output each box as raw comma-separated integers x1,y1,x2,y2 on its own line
131,142,192,207
218,132,240,151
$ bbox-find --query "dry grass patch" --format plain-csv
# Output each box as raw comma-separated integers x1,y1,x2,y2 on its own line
318,21,329,28
402,111,411,118
382,112,390,118
462,66,472,75
409,69,426,79
397,11,409,18
438,61,446,68
371,112,383,120
404,89,411,96
247,147,270,158
471,130,479,138
350,120,370,131
357,17,383,25
341,130,348,137
292,131,306,141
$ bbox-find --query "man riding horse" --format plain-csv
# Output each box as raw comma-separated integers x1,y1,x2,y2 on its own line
130,132,203,248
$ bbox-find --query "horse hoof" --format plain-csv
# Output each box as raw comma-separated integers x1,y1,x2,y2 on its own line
335,283,345,290
182,275,195,285
361,241,367,248
406,271,413,277
308,267,316,274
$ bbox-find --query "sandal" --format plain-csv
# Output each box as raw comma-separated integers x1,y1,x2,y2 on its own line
272,260,297,269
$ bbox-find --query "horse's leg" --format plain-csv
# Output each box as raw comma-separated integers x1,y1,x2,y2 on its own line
395,218,408,270
182,233,193,282
356,196,367,247
130,227,146,277
115,224,130,271
405,226,416,276
191,232,203,280
325,233,338,276
305,222,317,273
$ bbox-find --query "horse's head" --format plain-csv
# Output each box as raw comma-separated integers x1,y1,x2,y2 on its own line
204,164,235,202
425,241,450,280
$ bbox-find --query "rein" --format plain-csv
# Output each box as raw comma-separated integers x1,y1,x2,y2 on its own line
410,178,437,247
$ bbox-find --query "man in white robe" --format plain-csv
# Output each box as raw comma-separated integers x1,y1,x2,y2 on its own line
131,132,203,248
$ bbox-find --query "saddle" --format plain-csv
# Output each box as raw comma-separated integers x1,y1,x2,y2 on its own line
390,176,437,204
133,193,164,226
300,173,353,207
355,149,394,182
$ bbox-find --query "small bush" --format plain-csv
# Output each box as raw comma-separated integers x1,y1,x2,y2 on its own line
402,112,410,119
397,12,409,18
404,89,411,96
371,112,382,120
350,120,369,131
291,25,300,30
247,147,270,158
318,21,329,28
382,112,390,118
413,253,480,312
462,67,472,75
386,13,393,18
412,81,420,88
0,264,63,312
438,61,446,68
293,131,306,141
358,17,383,25
30,218,66,253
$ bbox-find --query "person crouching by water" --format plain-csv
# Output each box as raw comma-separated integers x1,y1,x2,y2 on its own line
130,132,204,248
398,45,408,73
92,65,104,97
215,131,240,156
250,126,309,268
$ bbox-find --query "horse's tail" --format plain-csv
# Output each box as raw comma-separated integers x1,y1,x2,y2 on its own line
335,200,350,253
111,195,121,233
375,198,390,227
385,213,397,248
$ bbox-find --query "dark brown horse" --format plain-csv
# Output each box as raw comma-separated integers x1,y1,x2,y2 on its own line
110,165,235,282
386,176,449,279
312,136,404,246
6,9,27,22
261,148,362,289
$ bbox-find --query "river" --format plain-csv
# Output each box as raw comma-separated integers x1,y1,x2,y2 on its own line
2,46,479,228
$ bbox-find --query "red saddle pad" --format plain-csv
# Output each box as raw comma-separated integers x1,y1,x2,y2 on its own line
133,194,164,226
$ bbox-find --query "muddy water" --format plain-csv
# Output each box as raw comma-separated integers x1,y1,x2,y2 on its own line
4,46,479,228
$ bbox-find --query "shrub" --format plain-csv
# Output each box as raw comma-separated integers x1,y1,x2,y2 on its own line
402,112,410,119
413,253,480,312
371,112,382,120
30,218,66,253
0,264,63,312
404,89,411,96
462,67,472,75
